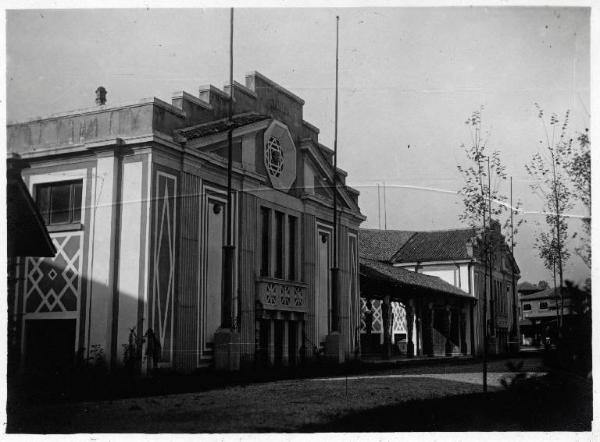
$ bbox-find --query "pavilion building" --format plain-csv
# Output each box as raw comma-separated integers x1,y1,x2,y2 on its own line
359,225,520,357
7,71,365,373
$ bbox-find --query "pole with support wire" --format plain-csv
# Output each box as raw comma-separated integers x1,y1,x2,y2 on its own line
222,7,235,331
383,181,387,230
215,7,240,371
324,15,344,365
331,15,340,334
377,183,381,229
485,156,494,392
510,176,518,353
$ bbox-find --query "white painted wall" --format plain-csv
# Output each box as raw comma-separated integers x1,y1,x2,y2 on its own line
459,265,470,292
115,160,144,363
88,153,119,364
420,268,455,286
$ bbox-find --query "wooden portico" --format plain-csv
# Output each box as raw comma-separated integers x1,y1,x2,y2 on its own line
360,258,475,359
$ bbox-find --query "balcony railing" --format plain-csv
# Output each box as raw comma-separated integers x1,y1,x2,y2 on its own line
256,278,307,312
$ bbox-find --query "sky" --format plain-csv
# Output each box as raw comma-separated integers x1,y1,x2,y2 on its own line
5,5,592,285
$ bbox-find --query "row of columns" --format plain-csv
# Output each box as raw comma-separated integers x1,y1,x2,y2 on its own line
373,297,468,358
262,319,303,366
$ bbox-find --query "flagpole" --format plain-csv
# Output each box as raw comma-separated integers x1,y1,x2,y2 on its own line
510,176,518,351
331,15,340,333
223,7,235,330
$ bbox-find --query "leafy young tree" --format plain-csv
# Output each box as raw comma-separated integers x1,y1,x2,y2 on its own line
525,105,574,326
457,107,520,391
457,108,522,268
568,129,591,268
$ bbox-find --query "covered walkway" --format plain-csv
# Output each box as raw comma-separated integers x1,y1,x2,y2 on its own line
360,258,475,360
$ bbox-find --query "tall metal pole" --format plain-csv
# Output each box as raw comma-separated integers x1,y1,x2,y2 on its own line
377,183,381,229
487,157,494,350
510,176,518,352
480,157,490,393
383,181,387,230
331,15,340,332
222,7,235,329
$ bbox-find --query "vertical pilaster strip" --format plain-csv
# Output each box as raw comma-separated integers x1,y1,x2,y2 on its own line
268,319,275,365
303,213,316,357
88,149,119,366
337,224,347,353
175,172,201,372
282,320,289,366
297,320,303,363
239,192,257,367
115,159,144,366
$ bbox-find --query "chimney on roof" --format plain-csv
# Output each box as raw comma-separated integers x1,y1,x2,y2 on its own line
95,86,107,106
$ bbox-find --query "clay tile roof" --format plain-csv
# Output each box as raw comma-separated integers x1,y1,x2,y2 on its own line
360,258,473,299
391,228,477,263
177,112,270,139
519,286,567,300
517,281,544,294
359,229,416,261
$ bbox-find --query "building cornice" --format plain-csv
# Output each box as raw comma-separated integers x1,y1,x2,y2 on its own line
7,97,185,126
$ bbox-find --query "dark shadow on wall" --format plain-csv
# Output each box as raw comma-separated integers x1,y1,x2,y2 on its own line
6,257,149,409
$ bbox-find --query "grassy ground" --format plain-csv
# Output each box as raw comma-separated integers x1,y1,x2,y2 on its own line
6,356,592,433
301,372,593,432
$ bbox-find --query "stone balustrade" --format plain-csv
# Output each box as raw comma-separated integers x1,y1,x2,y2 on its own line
256,278,307,312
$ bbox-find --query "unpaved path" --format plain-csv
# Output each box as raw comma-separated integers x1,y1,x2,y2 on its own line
9,357,546,433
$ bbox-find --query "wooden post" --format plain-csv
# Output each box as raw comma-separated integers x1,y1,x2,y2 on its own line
268,319,275,366
426,302,434,357
297,320,304,364
406,300,415,357
282,320,289,366
382,295,392,359
445,305,452,356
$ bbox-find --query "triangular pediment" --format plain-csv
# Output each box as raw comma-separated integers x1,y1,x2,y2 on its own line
300,140,362,215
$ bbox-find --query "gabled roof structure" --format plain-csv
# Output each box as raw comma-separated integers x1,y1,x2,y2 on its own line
359,228,473,299
360,258,473,299
391,228,477,263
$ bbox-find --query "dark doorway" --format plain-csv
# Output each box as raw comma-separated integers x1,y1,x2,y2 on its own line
288,321,297,365
274,320,284,366
24,319,76,375
432,309,446,356
258,319,270,366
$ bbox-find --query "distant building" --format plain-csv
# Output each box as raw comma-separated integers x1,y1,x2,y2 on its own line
359,232,475,358
518,282,575,346
7,71,365,374
359,223,520,357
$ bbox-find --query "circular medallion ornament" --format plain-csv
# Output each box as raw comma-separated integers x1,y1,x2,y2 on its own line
263,121,296,192
265,136,284,177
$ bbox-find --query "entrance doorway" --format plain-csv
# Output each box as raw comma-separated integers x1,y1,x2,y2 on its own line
24,319,76,375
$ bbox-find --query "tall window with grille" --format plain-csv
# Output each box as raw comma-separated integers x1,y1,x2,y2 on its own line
260,207,271,277
287,215,297,280
259,206,300,281
274,211,284,279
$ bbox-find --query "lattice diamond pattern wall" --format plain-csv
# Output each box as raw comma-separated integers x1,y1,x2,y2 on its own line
152,172,177,364
360,298,407,334
24,232,82,314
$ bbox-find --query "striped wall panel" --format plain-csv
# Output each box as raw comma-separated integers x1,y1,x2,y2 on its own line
239,192,257,367
174,172,201,372
151,171,177,366
335,224,347,351
302,213,316,356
